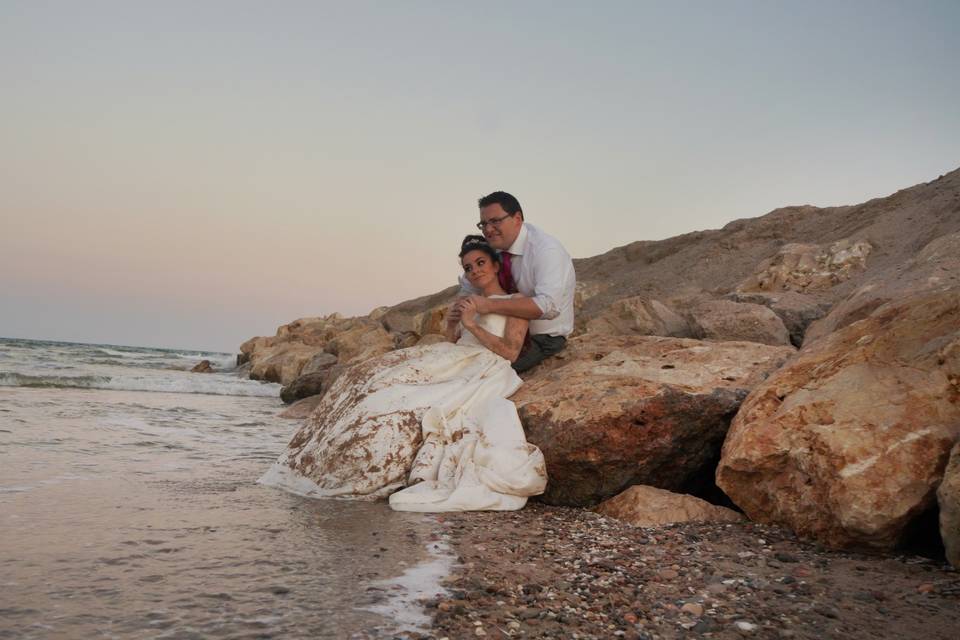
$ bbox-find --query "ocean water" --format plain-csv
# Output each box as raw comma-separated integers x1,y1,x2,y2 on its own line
0,338,447,639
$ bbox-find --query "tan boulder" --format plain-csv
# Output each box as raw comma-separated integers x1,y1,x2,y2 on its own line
323,319,394,365
716,290,960,550
727,291,828,347
415,305,450,337
585,297,691,338
276,316,326,337
239,335,273,360
738,239,872,294
300,352,338,377
249,342,323,385
804,231,960,345
381,309,418,334
689,299,791,346
513,334,795,506
595,485,745,527
938,443,960,569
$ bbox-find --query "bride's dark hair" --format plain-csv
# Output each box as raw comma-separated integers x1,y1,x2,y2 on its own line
458,234,501,264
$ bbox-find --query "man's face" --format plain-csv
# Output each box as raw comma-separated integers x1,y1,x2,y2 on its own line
479,203,523,251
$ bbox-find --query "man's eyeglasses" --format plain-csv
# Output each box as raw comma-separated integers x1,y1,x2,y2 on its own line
476,213,515,230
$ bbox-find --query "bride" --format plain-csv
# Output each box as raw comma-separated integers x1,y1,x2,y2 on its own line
259,236,547,511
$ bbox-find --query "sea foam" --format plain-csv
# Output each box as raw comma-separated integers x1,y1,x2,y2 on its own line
0,372,279,397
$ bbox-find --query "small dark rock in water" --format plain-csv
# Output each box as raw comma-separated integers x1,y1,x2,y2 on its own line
191,360,214,373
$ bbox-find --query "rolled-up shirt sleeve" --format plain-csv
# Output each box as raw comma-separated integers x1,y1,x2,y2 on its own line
529,246,574,321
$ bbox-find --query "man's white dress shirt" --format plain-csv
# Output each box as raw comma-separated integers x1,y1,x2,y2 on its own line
459,223,576,337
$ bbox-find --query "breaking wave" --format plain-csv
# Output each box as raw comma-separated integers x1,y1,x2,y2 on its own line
0,372,279,397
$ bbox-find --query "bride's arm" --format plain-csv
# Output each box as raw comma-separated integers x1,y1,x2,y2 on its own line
460,300,528,362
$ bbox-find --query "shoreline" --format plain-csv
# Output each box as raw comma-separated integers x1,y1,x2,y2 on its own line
418,503,957,640
362,525,455,634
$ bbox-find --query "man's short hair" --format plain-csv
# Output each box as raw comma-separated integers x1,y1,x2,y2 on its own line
478,191,523,220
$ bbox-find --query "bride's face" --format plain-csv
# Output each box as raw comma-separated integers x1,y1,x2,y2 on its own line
461,249,499,289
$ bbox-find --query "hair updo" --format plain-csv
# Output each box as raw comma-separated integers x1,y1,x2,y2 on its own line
458,234,501,264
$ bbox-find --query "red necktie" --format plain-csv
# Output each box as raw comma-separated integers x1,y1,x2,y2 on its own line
499,252,518,294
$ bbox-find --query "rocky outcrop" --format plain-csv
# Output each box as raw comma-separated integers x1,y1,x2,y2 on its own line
717,291,960,550
688,299,791,346
512,335,795,506
240,315,397,388
726,291,829,347
804,231,960,345
736,239,872,294
239,165,960,556
584,297,691,337
595,485,744,527
300,352,338,376
939,443,960,569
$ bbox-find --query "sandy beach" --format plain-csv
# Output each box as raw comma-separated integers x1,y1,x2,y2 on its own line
416,504,958,640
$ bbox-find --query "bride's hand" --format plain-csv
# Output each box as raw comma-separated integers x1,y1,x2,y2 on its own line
446,298,465,324
459,297,480,327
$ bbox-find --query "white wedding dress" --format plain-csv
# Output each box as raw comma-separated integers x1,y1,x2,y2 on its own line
258,305,547,512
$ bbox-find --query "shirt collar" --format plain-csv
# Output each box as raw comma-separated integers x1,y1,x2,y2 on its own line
505,222,528,256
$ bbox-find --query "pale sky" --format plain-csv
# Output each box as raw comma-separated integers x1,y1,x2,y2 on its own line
2,1,958,352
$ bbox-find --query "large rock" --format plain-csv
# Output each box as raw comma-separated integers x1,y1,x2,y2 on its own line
585,297,691,338
727,291,829,347
249,342,323,385
689,299,791,346
804,231,960,345
280,372,327,404
323,319,395,365
513,335,795,506
737,239,872,294
938,443,960,569
717,291,960,550
299,352,338,377
595,485,745,527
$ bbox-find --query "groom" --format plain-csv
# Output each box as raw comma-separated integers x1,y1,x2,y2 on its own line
453,191,576,373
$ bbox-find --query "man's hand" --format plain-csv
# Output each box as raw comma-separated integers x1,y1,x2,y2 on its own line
462,295,490,314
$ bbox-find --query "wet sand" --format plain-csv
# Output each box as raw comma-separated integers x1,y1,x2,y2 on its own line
418,504,958,640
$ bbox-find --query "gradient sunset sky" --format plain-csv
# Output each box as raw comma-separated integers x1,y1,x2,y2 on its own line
2,1,958,352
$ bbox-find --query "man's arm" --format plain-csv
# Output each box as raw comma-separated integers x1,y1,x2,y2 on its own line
469,294,544,320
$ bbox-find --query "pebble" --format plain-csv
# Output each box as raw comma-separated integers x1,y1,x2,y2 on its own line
734,620,758,634
426,504,958,640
